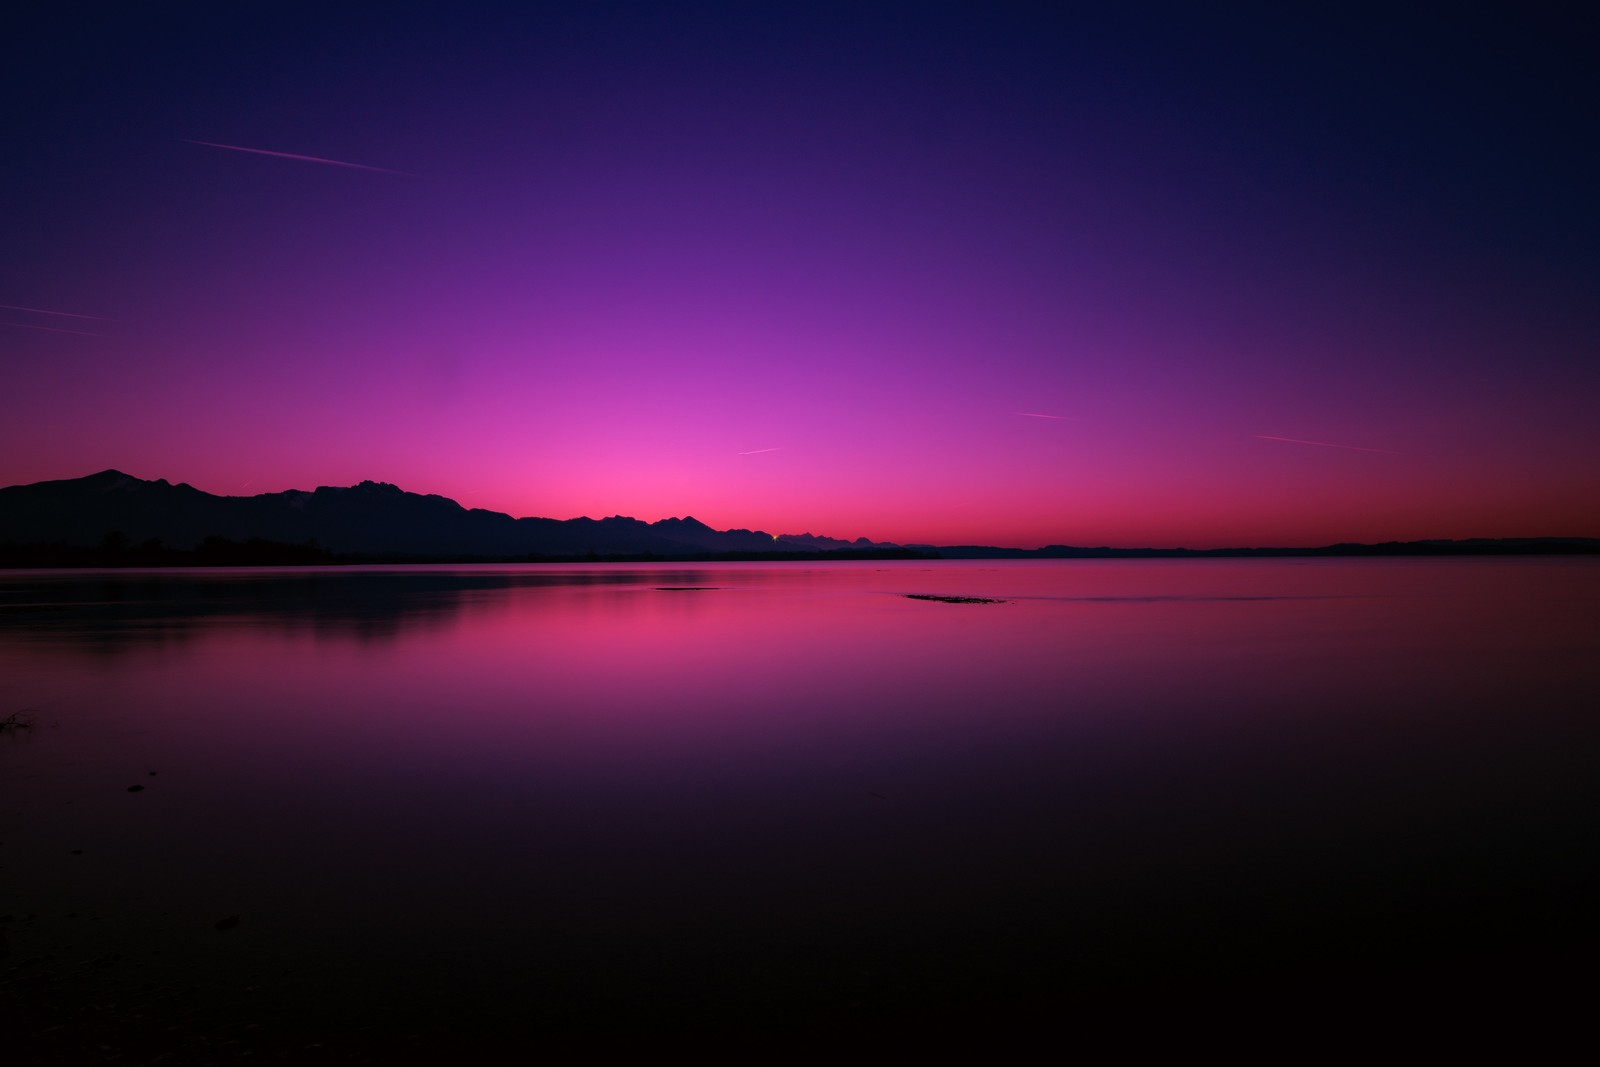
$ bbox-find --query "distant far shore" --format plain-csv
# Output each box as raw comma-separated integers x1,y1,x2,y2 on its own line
6,471,1597,570
2,536,1595,568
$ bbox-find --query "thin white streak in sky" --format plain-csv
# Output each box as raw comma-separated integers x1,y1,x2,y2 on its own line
0,303,105,320
2,320,105,337
186,140,408,174
1254,434,1400,455
1017,412,1071,420
738,447,783,455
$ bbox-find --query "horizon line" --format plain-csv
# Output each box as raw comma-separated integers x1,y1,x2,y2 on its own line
3,467,1594,555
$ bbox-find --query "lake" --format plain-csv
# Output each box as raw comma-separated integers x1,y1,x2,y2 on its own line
3,559,1596,1059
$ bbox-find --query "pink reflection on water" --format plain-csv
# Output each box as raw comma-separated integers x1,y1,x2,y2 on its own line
2,559,1597,1041
5,559,1596,800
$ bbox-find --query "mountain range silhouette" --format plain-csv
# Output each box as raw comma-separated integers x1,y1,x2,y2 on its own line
0,470,904,560
1,470,1595,563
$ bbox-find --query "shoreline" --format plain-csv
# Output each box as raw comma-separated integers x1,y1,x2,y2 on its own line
2,536,1597,569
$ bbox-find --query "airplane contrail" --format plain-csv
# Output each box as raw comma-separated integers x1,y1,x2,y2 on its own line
2,320,105,337
186,140,407,174
1017,412,1072,420
1255,434,1400,455
738,447,783,455
0,303,104,320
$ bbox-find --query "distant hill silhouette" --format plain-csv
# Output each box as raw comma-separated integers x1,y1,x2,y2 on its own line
1,470,1595,564
0,470,907,562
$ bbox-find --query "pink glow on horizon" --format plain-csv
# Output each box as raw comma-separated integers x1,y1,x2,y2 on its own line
3,8,1595,550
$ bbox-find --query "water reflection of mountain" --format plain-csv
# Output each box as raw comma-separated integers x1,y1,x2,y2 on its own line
0,568,718,652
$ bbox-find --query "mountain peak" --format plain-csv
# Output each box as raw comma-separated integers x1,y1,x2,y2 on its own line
656,515,712,531
82,469,150,492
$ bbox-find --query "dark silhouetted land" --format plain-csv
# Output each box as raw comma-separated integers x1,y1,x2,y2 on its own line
2,470,1595,566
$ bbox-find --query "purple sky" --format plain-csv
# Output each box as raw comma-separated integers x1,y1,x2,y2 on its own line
3,3,1596,547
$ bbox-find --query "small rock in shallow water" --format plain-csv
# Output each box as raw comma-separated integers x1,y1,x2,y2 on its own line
126,784,145,792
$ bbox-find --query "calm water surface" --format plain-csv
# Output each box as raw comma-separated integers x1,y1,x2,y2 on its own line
3,559,1597,1055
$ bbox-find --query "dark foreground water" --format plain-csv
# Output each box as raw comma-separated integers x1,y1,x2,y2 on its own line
2,560,1597,1060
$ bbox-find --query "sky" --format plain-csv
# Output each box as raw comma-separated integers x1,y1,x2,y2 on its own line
3,2,1596,548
